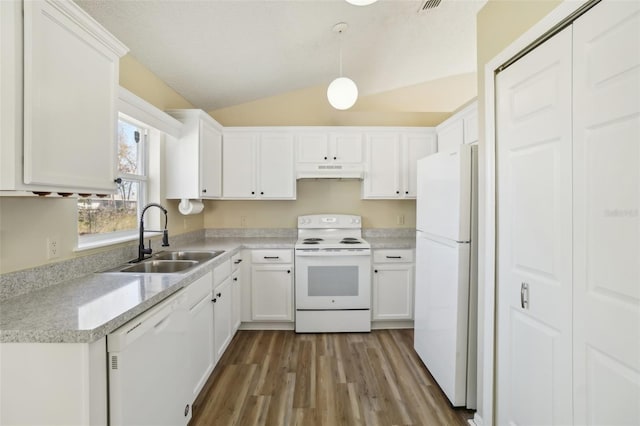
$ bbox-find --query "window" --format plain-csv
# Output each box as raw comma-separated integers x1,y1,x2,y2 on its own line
77,115,148,245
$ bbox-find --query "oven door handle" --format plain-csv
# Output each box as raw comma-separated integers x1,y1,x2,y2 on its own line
295,250,371,257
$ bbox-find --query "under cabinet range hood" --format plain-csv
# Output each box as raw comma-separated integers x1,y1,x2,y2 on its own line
296,163,364,179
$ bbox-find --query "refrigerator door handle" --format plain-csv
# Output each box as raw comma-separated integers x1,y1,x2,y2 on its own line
521,282,529,309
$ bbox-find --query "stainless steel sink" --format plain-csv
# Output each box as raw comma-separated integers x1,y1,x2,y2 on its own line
152,250,224,262
118,260,198,273
101,250,225,274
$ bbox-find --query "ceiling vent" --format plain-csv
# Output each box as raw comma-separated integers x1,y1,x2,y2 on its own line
420,0,442,12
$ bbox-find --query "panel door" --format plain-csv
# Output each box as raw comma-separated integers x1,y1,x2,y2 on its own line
186,285,214,401
23,1,117,191
200,120,222,198
222,133,256,198
331,133,363,163
258,133,295,199
496,27,573,425
231,271,241,333
251,265,293,321
404,132,436,198
297,132,329,163
213,277,232,362
436,120,463,154
572,2,640,424
363,133,401,198
372,264,413,320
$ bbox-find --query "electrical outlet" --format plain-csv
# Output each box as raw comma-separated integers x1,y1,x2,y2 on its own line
397,215,405,225
240,216,247,228
47,237,60,259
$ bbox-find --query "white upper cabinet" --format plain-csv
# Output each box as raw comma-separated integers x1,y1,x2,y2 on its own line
436,101,478,153
297,131,362,164
165,110,223,199
0,0,128,194
223,129,295,199
363,129,436,199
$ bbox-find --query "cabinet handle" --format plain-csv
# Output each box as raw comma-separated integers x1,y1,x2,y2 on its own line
374,269,378,273
202,188,207,193
324,156,328,160
251,191,255,195
333,156,337,160
233,277,238,281
184,404,190,417
386,256,402,259
234,259,243,264
264,256,280,260
260,191,264,195
396,190,400,194
114,177,122,184
217,292,222,298
520,282,529,309
405,191,409,195
287,270,291,274
212,298,217,303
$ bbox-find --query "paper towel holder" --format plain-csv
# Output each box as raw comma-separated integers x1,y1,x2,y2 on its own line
178,198,204,215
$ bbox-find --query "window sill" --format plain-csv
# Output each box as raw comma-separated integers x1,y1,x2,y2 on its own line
75,232,138,252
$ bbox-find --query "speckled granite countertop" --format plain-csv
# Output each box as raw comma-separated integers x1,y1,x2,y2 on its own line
0,234,414,344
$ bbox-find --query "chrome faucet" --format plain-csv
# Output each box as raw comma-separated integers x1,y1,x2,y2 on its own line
134,203,170,263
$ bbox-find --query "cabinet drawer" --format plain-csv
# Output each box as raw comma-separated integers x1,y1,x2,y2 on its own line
373,249,414,264
251,249,292,264
231,253,243,271
213,259,232,287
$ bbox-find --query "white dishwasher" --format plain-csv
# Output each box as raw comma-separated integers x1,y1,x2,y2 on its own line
108,289,191,426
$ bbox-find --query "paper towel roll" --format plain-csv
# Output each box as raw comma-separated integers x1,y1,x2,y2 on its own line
178,199,204,215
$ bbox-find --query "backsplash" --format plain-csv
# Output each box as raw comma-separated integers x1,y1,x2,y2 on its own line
0,230,204,302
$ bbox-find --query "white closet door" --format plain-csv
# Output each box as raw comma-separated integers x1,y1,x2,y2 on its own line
573,2,640,424
496,28,573,425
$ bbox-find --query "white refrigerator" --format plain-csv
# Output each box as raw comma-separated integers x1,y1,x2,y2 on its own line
414,144,477,409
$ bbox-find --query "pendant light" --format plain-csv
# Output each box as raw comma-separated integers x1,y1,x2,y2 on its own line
327,22,358,110
345,0,378,5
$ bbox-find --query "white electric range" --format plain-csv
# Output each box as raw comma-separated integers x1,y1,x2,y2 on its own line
294,214,371,333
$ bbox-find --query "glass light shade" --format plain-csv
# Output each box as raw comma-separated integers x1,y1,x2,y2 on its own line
345,0,378,5
327,77,358,110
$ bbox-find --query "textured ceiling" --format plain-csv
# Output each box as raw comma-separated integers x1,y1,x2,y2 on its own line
76,0,485,111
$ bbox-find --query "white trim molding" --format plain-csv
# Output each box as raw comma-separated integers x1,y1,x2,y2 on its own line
118,87,184,138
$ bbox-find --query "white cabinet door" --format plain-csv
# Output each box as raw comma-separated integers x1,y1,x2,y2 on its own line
404,132,436,198
258,133,295,199
22,0,125,193
363,133,401,198
331,133,363,163
231,271,241,333
496,27,573,426
297,132,330,163
186,273,214,403
200,120,222,198
372,264,413,320
222,132,257,198
572,2,640,424
251,264,293,321
437,120,464,154
213,277,232,362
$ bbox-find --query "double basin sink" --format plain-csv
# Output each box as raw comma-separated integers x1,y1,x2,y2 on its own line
104,250,225,274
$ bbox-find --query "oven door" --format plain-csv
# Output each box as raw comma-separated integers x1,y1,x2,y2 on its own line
295,250,371,310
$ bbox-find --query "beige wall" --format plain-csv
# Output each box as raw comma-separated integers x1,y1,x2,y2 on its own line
475,0,562,422
0,55,198,273
205,180,416,229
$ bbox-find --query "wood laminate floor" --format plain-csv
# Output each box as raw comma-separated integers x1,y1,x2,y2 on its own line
190,329,473,426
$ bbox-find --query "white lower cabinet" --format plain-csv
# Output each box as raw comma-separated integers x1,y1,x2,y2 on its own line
185,272,215,404
372,249,414,321
213,259,233,361
251,250,294,322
